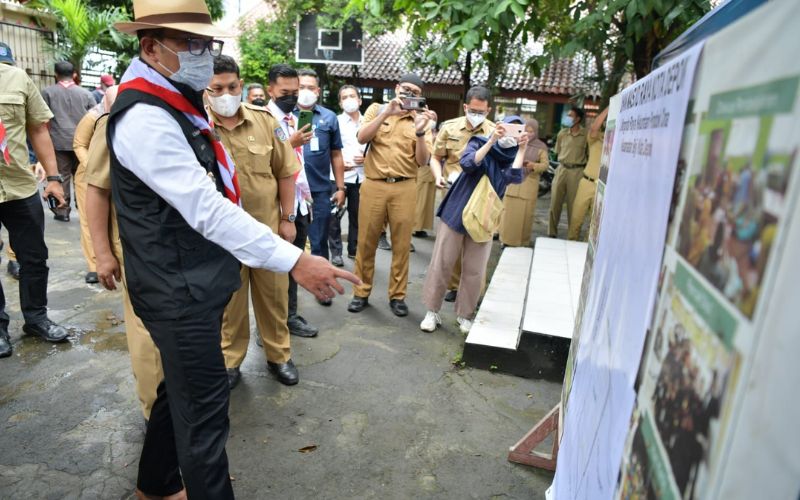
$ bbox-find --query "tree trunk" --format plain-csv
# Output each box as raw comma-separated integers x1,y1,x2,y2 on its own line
461,50,473,99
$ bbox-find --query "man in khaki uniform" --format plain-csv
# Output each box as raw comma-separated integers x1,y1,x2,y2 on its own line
207,56,301,388
549,105,588,238
0,45,70,358
347,73,435,317
430,86,494,301
568,106,608,240
85,114,163,419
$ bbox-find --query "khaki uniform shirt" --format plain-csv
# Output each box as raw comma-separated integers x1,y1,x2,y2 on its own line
362,102,433,180
433,116,495,178
73,110,101,167
555,127,589,166
84,115,122,245
211,103,299,231
0,64,54,203
583,132,604,180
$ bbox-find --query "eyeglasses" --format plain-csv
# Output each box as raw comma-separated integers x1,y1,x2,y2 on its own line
466,109,487,115
398,85,422,97
162,36,224,57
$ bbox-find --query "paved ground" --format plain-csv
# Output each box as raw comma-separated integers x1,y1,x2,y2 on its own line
0,191,572,499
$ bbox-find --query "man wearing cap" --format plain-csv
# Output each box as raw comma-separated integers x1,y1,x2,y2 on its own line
548,105,588,238
347,73,435,317
41,61,96,221
92,74,116,104
109,2,358,498
0,41,71,358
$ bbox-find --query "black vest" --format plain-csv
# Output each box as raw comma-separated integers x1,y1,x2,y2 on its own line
107,89,240,321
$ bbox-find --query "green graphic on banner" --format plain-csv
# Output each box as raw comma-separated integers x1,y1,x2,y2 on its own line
708,76,799,119
675,261,738,348
641,413,678,500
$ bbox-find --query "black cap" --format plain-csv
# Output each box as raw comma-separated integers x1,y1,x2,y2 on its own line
0,42,14,65
398,72,424,89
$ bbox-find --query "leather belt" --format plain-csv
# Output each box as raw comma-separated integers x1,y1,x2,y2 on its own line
374,177,410,183
583,174,596,182
562,162,586,169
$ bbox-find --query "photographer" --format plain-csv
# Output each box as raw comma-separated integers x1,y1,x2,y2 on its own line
348,73,435,317
420,116,529,334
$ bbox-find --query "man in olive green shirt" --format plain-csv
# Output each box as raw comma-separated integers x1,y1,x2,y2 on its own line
549,105,589,238
0,47,70,358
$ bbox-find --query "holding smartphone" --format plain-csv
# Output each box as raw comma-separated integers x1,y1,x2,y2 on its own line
503,123,526,139
47,195,58,212
297,110,313,131
400,96,426,111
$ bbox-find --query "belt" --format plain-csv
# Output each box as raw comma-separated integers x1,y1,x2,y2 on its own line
371,176,410,183
562,162,586,169
583,174,596,183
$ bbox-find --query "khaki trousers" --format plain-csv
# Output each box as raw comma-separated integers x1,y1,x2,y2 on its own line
354,178,416,300
548,166,584,237
222,264,290,367
422,223,492,318
568,177,596,241
74,162,96,272
113,239,162,420
414,176,436,232
499,175,540,247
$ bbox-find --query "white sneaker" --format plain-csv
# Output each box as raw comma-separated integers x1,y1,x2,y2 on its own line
456,317,473,334
420,311,441,332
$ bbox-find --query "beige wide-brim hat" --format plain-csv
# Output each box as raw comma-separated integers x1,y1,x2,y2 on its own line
114,0,230,37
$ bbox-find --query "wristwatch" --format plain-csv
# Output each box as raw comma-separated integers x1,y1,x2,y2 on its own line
336,186,346,192
415,131,425,137
46,175,63,183
281,214,297,223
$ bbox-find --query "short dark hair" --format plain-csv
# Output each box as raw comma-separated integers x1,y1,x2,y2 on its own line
213,55,239,77
268,64,298,84
338,84,360,100
570,105,585,123
297,68,319,86
247,83,264,92
465,85,490,104
54,61,74,78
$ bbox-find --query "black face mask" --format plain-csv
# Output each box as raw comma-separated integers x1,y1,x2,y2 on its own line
274,94,298,114
251,98,266,107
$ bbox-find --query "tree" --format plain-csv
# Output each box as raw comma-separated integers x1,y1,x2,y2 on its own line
29,0,129,82
543,0,712,106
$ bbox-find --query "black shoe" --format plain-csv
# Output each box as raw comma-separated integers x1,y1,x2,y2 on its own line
317,296,332,306
85,272,99,284
288,315,318,338
331,254,344,267
22,319,69,342
227,367,241,389
7,260,20,280
0,329,11,358
444,289,457,302
347,296,369,313
413,230,428,238
54,214,70,222
410,243,416,253
268,359,299,386
378,233,391,251
389,299,408,317
347,252,356,259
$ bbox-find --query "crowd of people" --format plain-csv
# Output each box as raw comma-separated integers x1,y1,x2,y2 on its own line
0,0,608,497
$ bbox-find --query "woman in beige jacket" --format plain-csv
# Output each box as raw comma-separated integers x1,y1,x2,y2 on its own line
499,118,549,247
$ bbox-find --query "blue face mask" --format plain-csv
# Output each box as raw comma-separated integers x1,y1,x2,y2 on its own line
562,116,575,128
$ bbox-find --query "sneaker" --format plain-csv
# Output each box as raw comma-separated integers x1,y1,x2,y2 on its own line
378,233,391,251
419,311,441,332
331,255,344,267
456,317,473,334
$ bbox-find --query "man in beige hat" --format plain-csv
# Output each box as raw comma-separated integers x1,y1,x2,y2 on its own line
109,1,359,498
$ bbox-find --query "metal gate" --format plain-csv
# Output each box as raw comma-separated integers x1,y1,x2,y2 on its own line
0,21,55,90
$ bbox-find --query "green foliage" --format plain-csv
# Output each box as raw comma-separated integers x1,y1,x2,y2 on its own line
86,0,225,20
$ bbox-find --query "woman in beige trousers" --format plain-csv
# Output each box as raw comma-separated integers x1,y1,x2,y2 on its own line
499,118,549,247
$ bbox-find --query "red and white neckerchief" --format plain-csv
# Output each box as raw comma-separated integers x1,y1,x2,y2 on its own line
118,58,241,205
57,80,76,89
0,116,10,165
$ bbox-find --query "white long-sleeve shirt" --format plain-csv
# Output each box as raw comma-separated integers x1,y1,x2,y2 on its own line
111,103,302,272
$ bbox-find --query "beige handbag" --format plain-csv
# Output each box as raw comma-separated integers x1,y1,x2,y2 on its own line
462,175,504,242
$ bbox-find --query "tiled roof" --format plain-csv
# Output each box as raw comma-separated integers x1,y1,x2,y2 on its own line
327,32,599,97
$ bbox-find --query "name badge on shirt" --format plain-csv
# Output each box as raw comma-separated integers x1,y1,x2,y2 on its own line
310,137,320,152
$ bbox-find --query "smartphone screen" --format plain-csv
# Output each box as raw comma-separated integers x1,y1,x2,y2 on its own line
297,110,314,131
504,123,526,138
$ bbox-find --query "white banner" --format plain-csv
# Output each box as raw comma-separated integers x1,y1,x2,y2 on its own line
554,43,704,500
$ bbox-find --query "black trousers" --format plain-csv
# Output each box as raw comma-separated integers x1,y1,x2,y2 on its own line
55,150,79,216
137,305,234,499
0,194,49,331
328,180,360,258
287,211,310,317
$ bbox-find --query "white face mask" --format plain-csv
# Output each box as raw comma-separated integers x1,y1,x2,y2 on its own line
341,97,360,113
298,88,317,107
156,40,214,92
498,136,518,149
208,93,241,118
466,112,486,128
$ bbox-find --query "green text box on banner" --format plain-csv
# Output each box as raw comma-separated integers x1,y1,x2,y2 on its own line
674,261,738,348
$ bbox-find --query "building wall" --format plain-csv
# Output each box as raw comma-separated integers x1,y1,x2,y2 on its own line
0,2,56,90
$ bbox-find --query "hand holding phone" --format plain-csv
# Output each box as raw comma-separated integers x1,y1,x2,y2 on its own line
503,123,526,139
401,96,426,111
